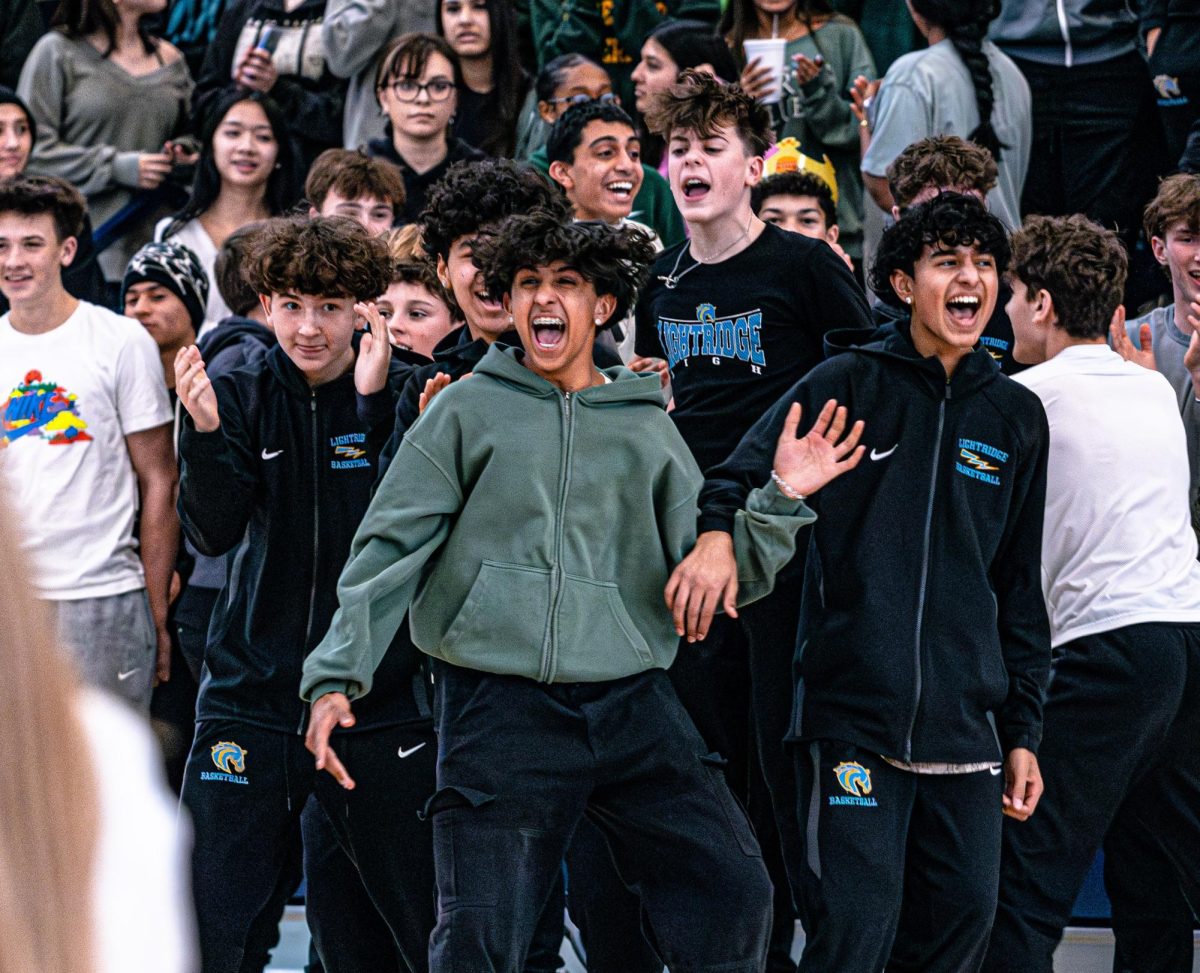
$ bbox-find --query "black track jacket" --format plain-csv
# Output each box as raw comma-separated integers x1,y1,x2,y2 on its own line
178,342,425,734
699,320,1051,764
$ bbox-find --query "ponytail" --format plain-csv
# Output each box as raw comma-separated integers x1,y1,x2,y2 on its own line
911,0,1004,162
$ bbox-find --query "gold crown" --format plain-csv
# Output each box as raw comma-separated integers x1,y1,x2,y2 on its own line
762,138,839,205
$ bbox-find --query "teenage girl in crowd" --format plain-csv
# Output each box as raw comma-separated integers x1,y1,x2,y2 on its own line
631,19,740,171
157,90,301,334
367,33,486,223
18,0,193,281
724,0,875,265
192,0,346,168
861,0,1031,230
437,0,529,157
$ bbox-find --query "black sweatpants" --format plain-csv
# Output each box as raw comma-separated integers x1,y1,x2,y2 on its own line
982,622,1200,973
425,660,773,973
795,741,1003,973
182,718,437,973
1013,53,1162,252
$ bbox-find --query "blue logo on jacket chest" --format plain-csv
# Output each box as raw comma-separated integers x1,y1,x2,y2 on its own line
330,432,369,470
955,438,1007,487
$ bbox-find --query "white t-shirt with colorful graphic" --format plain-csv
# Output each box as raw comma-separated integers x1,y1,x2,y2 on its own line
0,302,172,600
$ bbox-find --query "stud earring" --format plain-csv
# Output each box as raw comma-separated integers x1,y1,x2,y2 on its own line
905,296,912,304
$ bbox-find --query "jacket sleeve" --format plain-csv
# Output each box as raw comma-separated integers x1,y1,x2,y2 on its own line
532,0,603,65
267,71,347,150
322,0,403,78
177,373,259,557
301,433,463,703
698,375,815,534
1140,0,1167,35
18,36,143,192
371,367,426,492
990,403,1052,755
793,28,876,150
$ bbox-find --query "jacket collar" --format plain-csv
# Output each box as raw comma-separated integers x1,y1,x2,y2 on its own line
473,344,667,407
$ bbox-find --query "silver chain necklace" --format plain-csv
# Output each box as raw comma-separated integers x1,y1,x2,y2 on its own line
657,216,756,289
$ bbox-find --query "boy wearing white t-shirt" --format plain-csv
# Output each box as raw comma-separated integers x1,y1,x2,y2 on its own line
0,176,177,710
982,214,1200,973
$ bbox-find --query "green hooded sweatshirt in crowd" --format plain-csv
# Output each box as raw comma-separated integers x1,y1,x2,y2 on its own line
301,344,813,702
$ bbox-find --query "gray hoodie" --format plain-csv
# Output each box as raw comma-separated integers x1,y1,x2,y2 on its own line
322,0,436,149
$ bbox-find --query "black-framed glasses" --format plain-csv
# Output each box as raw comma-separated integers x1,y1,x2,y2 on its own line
390,78,456,102
547,92,620,108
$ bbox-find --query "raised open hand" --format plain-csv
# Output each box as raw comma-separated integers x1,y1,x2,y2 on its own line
771,399,865,499
354,301,393,396
1110,319,1156,371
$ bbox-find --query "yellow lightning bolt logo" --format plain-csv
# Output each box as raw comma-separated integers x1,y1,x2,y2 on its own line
959,448,999,473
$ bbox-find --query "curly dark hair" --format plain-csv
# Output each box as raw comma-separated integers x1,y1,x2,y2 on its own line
869,193,1010,305
643,69,772,156
242,216,391,300
887,135,999,210
1008,214,1126,341
751,171,837,228
473,208,656,328
419,158,570,260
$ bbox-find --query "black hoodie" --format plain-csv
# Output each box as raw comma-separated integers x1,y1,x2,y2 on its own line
179,342,424,734
699,320,1051,764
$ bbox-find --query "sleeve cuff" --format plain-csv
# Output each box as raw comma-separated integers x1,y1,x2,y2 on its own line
747,479,807,516
112,151,141,188
302,678,355,703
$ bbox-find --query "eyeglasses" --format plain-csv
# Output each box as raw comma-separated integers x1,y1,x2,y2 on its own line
547,92,620,108
389,78,456,102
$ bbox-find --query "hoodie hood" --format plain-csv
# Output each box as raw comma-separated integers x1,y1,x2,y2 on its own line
474,344,668,408
200,316,276,360
824,317,1000,400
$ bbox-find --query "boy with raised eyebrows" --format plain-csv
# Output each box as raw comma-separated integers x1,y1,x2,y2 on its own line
302,208,865,973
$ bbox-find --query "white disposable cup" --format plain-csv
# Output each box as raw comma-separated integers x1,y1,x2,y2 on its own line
743,38,787,104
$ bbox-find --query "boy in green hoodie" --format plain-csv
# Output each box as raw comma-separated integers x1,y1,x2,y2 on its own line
301,209,864,972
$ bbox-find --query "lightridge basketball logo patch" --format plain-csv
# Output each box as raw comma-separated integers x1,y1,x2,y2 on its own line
201,741,249,785
829,761,878,807
0,370,93,448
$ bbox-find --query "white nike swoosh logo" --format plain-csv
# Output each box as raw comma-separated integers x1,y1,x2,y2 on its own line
989,767,1003,776
261,449,283,460
117,668,141,681
870,444,898,461
397,743,427,759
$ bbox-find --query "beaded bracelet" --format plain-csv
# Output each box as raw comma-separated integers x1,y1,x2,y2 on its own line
770,469,806,501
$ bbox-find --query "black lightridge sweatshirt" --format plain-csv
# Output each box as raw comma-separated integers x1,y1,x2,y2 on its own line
699,319,1052,764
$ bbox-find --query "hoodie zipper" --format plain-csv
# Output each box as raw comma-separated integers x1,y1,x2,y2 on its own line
905,380,950,760
1055,0,1073,67
539,391,575,682
300,391,319,733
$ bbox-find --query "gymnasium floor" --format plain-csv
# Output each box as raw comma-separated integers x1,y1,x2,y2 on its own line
264,909,1200,972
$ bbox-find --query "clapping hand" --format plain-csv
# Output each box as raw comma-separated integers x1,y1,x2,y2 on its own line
771,399,865,499
354,301,392,396
175,346,220,433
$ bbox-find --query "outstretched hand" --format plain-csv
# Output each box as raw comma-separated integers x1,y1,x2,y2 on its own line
1185,302,1200,398
1110,319,1156,372
418,371,468,415
306,692,357,789
354,301,392,396
772,400,865,499
175,345,220,433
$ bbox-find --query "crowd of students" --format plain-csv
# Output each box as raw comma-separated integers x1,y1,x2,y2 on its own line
1,1,1200,972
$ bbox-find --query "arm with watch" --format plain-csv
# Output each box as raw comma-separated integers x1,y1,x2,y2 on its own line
665,389,864,642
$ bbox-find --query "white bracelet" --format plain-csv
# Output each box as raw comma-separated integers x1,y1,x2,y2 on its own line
770,469,806,501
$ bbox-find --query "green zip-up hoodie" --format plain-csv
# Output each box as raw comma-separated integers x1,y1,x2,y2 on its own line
301,344,814,701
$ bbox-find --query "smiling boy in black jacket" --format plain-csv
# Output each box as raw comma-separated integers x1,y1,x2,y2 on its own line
694,194,1052,972
174,216,434,973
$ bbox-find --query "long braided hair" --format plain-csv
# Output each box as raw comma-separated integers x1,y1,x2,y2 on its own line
910,0,1004,162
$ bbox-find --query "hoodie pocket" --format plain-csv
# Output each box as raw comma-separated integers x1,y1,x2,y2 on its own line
443,560,552,655
557,573,655,673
